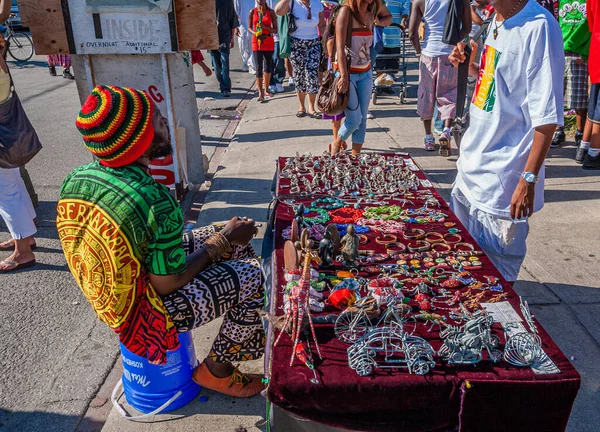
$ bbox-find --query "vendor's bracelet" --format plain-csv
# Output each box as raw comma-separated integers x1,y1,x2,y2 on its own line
375,234,398,245
454,242,475,251
425,232,444,244
403,228,425,240
386,242,407,255
204,232,231,262
407,240,431,252
444,233,462,244
431,242,452,253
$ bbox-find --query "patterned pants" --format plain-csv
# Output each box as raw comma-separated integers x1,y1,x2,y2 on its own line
417,54,458,121
162,226,265,363
564,52,588,111
46,54,71,68
289,37,321,94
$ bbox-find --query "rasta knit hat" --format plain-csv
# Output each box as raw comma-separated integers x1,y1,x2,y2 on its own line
76,85,155,168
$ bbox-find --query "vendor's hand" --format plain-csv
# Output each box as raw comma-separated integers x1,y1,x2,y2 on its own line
510,179,535,220
221,216,258,245
337,73,349,94
230,39,235,49
575,57,585,65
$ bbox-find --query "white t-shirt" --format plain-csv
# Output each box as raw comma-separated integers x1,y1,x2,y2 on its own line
422,0,454,57
455,0,564,218
290,0,323,40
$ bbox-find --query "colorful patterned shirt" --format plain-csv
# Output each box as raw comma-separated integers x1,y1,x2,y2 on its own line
559,0,591,56
57,161,186,364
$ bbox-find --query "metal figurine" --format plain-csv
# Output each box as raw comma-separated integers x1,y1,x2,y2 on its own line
326,224,341,256
415,311,448,332
274,229,323,366
341,224,360,268
438,311,502,365
347,323,436,376
318,230,335,267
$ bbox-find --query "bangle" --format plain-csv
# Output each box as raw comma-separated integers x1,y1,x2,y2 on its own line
375,234,397,245
359,249,375,256
204,232,232,262
386,242,407,255
403,228,425,240
425,232,444,243
454,242,475,251
358,234,369,245
444,233,462,244
431,242,452,252
407,240,431,252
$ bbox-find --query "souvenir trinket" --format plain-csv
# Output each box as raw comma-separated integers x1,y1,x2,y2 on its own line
341,224,360,268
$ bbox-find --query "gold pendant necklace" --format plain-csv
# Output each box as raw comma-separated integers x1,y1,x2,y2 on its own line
493,0,526,39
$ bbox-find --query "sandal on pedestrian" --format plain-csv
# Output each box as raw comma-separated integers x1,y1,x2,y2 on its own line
309,111,321,119
257,96,264,103
0,259,37,272
0,239,37,251
192,362,265,398
265,92,274,99
296,111,307,118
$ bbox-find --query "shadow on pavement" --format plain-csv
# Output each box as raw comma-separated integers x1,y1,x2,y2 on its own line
0,408,91,432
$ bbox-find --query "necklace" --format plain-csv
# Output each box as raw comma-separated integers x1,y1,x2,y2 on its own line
493,0,526,39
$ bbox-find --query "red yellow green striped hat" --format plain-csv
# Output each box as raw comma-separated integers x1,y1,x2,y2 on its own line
76,85,155,168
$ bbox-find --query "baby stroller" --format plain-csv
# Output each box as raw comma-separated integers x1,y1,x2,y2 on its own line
371,22,408,105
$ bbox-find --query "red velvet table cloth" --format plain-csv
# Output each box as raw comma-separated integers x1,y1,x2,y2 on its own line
266,155,580,432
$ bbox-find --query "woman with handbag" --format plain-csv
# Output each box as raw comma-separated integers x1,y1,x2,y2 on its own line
0,9,39,272
275,0,325,118
330,0,383,155
249,0,278,102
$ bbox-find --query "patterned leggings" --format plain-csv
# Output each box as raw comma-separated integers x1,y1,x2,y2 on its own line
289,37,321,94
162,226,265,363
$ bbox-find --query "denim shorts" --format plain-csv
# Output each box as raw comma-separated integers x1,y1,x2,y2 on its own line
588,83,600,124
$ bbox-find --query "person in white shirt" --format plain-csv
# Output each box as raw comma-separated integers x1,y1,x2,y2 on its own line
235,0,257,73
449,0,564,282
409,0,471,156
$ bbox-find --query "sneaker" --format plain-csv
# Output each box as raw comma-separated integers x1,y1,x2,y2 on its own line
276,83,284,93
48,65,57,76
366,111,374,119
551,129,565,148
582,153,600,170
288,77,294,86
575,147,588,164
222,91,231,98
241,64,248,72
193,362,265,398
439,130,452,157
249,68,256,75
62,68,75,80
575,130,583,147
268,85,277,94
424,135,435,151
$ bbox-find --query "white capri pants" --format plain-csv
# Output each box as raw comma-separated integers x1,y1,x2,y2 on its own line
0,168,36,240
450,187,529,282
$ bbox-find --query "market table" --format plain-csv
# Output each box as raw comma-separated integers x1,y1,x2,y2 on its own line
264,153,580,432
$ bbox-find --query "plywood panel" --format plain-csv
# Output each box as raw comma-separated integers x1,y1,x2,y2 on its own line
18,0,71,54
175,0,218,51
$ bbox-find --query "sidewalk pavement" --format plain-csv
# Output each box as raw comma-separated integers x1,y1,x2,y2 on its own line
101,57,600,432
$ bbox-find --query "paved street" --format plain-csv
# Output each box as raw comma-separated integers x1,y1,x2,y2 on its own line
1,48,599,432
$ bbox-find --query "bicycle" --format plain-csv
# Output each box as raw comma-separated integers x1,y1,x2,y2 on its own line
0,15,34,62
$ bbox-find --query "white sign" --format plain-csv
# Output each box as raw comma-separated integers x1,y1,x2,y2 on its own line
68,0,177,55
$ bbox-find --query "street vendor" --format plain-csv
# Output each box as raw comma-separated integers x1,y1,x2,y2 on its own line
57,85,266,398
449,0,563,282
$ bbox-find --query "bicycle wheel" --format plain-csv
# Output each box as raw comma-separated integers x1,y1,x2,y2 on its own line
8,32,34,62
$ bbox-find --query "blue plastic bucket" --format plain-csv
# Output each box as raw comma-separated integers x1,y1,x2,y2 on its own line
119,332,201,414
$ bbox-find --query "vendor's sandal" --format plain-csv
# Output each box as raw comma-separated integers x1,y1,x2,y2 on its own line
192,362,265,398
0,240,37,251
0,259,36,272
296,110,307,118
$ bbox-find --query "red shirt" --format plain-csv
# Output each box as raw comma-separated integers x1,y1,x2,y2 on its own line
589,0,600,83
251,7,275,52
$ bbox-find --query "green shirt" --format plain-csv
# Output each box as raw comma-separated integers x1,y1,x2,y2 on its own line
57,161,185,364
559,0,591,56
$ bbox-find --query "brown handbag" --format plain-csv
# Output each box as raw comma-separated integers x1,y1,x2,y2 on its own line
317,7,354,116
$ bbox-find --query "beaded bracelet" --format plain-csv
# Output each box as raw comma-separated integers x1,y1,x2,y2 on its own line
330,207,364,224
303,207,330,224
363,205,404,221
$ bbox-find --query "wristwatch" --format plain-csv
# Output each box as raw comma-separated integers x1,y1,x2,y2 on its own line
521,172,539,184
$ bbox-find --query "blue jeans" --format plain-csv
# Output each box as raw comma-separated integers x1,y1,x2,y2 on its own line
270,41,286,85
210,44,231,94
338,70,373,144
